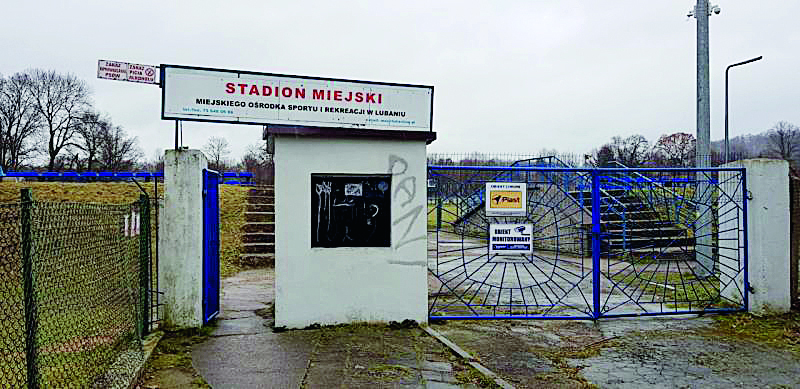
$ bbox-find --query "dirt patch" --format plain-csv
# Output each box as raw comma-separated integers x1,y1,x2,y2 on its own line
433,321,606,388
134,327,216,389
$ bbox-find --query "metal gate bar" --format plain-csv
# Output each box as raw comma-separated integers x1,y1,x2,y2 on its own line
203,169,221,324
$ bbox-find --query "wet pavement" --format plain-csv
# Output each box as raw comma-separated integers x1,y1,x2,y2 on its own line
191,269,478,388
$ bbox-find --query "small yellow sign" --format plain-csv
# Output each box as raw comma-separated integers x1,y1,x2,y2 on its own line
486,182,527,217
489,191,523,209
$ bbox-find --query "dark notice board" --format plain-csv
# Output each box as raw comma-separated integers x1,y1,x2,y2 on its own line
311,174,392,247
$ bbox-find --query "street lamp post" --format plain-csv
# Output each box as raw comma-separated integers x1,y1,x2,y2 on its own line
725,56,763,164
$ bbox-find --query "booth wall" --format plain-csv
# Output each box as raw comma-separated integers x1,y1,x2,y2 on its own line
274,136,429,328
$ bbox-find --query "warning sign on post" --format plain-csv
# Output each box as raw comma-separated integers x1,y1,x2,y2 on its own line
97,60,158,84
485,182,527,217
489,223,533,255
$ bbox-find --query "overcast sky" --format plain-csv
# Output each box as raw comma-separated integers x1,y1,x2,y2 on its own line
1,1,798,162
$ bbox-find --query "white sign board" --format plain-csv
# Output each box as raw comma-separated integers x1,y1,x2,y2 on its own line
97,60,158,84
485,182,527,217
161,65,433,132
489,223,533,255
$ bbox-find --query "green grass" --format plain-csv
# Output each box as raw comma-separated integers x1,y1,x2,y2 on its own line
455,364,501,388
0,218,143,386
0,181,248,277
138,326,216,388
712,311,800,354
427,201,459,230
219,185,247,277
0,181,161,203
609,270,723,307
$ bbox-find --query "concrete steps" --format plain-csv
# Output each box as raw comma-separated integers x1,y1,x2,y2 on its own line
568,188,696,259
240,186,275,267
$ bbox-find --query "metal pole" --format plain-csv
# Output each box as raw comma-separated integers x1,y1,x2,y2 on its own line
436,197,442,231
725,67,729,164
174,120,179,150
591,171,601,319
695,0,714,277
725,56,763,164
21,188,38,388
696,0,710,169
139,194,150,337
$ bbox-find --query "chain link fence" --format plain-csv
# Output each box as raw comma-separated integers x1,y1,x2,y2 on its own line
0,189,151,388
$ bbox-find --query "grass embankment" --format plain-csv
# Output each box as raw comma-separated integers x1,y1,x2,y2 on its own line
218,184,247,277
0,181,248,276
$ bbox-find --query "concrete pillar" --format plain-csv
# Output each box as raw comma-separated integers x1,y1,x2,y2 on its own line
159,149,208,328
721,159,791,314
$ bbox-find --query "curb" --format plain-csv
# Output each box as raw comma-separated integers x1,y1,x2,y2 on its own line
127,331,164,389
421,325,515,389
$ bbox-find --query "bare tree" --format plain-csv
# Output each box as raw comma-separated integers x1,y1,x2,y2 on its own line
614,135,651,167
74,110,109,171
655,132,695,167
204,136,230,171
590,135,650,167
142,149,165,172
26,69,90,170
586,144,615,167
0,73,41,170
239,142,274,184
766,121,800,162
99,125,142,171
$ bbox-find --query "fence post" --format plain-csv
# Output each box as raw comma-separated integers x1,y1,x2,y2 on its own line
436,197,442,230
138,194,150,337
591,171,601,319
21,188,38,388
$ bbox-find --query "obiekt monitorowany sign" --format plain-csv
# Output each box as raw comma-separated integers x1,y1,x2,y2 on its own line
161,65,433,132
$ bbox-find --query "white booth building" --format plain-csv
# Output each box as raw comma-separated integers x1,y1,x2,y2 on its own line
270,126,435,328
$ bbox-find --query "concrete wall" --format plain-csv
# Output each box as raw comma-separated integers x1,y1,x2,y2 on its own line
721,159,791,314
159,149,208,328
274,136,428,328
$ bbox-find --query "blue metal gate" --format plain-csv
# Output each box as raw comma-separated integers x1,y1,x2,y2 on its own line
427,162,748,320
203,169,221,324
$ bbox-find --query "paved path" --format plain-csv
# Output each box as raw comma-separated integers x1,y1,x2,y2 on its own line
433,317,800,388
191,269,314,388
191,268,478,388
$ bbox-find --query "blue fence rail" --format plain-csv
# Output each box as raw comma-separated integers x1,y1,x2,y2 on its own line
1,171,255,185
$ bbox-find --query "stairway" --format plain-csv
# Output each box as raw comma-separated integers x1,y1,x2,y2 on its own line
568,187,696,260
240,186,275,267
